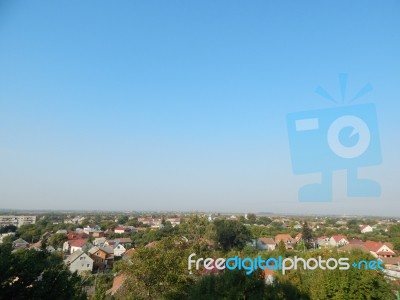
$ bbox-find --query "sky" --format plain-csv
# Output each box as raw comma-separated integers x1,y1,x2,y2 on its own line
0,1,399,216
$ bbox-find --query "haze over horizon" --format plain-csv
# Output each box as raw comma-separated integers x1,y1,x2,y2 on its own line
0,1,399,216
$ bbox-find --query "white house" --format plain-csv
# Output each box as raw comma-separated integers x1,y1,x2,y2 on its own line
360,225,373,234
64,250,93,274
329,235,349,247
256,238,276,251
113,243,127,257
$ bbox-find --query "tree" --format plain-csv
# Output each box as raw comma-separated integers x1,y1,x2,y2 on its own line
278,240,286,256
256,216,272,226
212,219,251,251
302,222,313,249
0,225,17,234
121,237,193,299
279,249,394,300
178,215,209,241
48,233,68,249
0,244,86,300
187,269,265,299
246,213,257,224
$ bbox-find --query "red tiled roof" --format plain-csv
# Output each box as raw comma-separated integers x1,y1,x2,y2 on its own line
363,240,383,252
348,239,364,245
106,275,127,296
275,234,294,243
331,235,348,243
69,239,87,247
376,251,395,256
123,248,135,257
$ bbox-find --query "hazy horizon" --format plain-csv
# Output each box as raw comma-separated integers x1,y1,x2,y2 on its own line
1,1,399,216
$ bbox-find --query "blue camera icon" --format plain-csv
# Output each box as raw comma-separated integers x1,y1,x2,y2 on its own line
287,103,382,202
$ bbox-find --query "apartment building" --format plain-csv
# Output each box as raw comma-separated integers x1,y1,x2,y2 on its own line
0,215,37,228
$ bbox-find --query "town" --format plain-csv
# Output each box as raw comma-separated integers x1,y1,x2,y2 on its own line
1,211,399,299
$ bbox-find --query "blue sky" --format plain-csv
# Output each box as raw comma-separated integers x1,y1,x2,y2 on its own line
0,1,399,215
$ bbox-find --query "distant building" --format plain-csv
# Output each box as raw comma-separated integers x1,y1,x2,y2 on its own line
275,234,296,250
329,235,349,247
0,215,36,228
359,225,373,234
256,238,276,251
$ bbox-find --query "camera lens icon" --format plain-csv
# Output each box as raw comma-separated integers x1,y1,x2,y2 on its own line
287,103,382,201
327,115,371,159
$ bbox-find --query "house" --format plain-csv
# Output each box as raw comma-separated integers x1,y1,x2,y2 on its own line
275,234,296,250
12,238,29,249
166,218,181,227
0,232,15,244
83,225,102,235
69,239,91,254
115,238,132,248
89,246,114,270
122,248,135,260
113,243,127,257
67,232,88,240
114,226,130,234
64,250,93,274
317,236,330,248
93,237,107,247
379,256,400,269
293,224,302,230
138,218,162,227
106,275,127,297
363,240,396,258
348,239,364,245
294,233,303,242
329,235,349,247
360,225,373,233
263,269,275,285
256,238,276,251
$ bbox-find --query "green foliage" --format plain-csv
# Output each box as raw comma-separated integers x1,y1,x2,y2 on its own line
246,213,257,224
0,244,86,300
256,216,272,226
178,215,209,241
0,225,17,234
301,222,313,249
120,237,193,299
213,219,251,251
277,241,286,256
187,269,266,300
48,233,68,248
278,250,395,300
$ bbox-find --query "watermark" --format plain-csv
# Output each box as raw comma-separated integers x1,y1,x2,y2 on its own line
286,74,382,202
188,253,384,275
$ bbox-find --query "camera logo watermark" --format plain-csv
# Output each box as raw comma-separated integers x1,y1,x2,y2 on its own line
188,253,384,275
287,74,382,202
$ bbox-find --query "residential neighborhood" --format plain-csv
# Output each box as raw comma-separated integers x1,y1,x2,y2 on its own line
1,211,400,299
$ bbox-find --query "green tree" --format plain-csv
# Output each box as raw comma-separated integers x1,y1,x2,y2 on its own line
246,213,257,224
187,269,265,299
0,244,86,300
301,222,313,249
278,240,286,256
48,233,68,249
213,219,251,251
121,237,193,299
